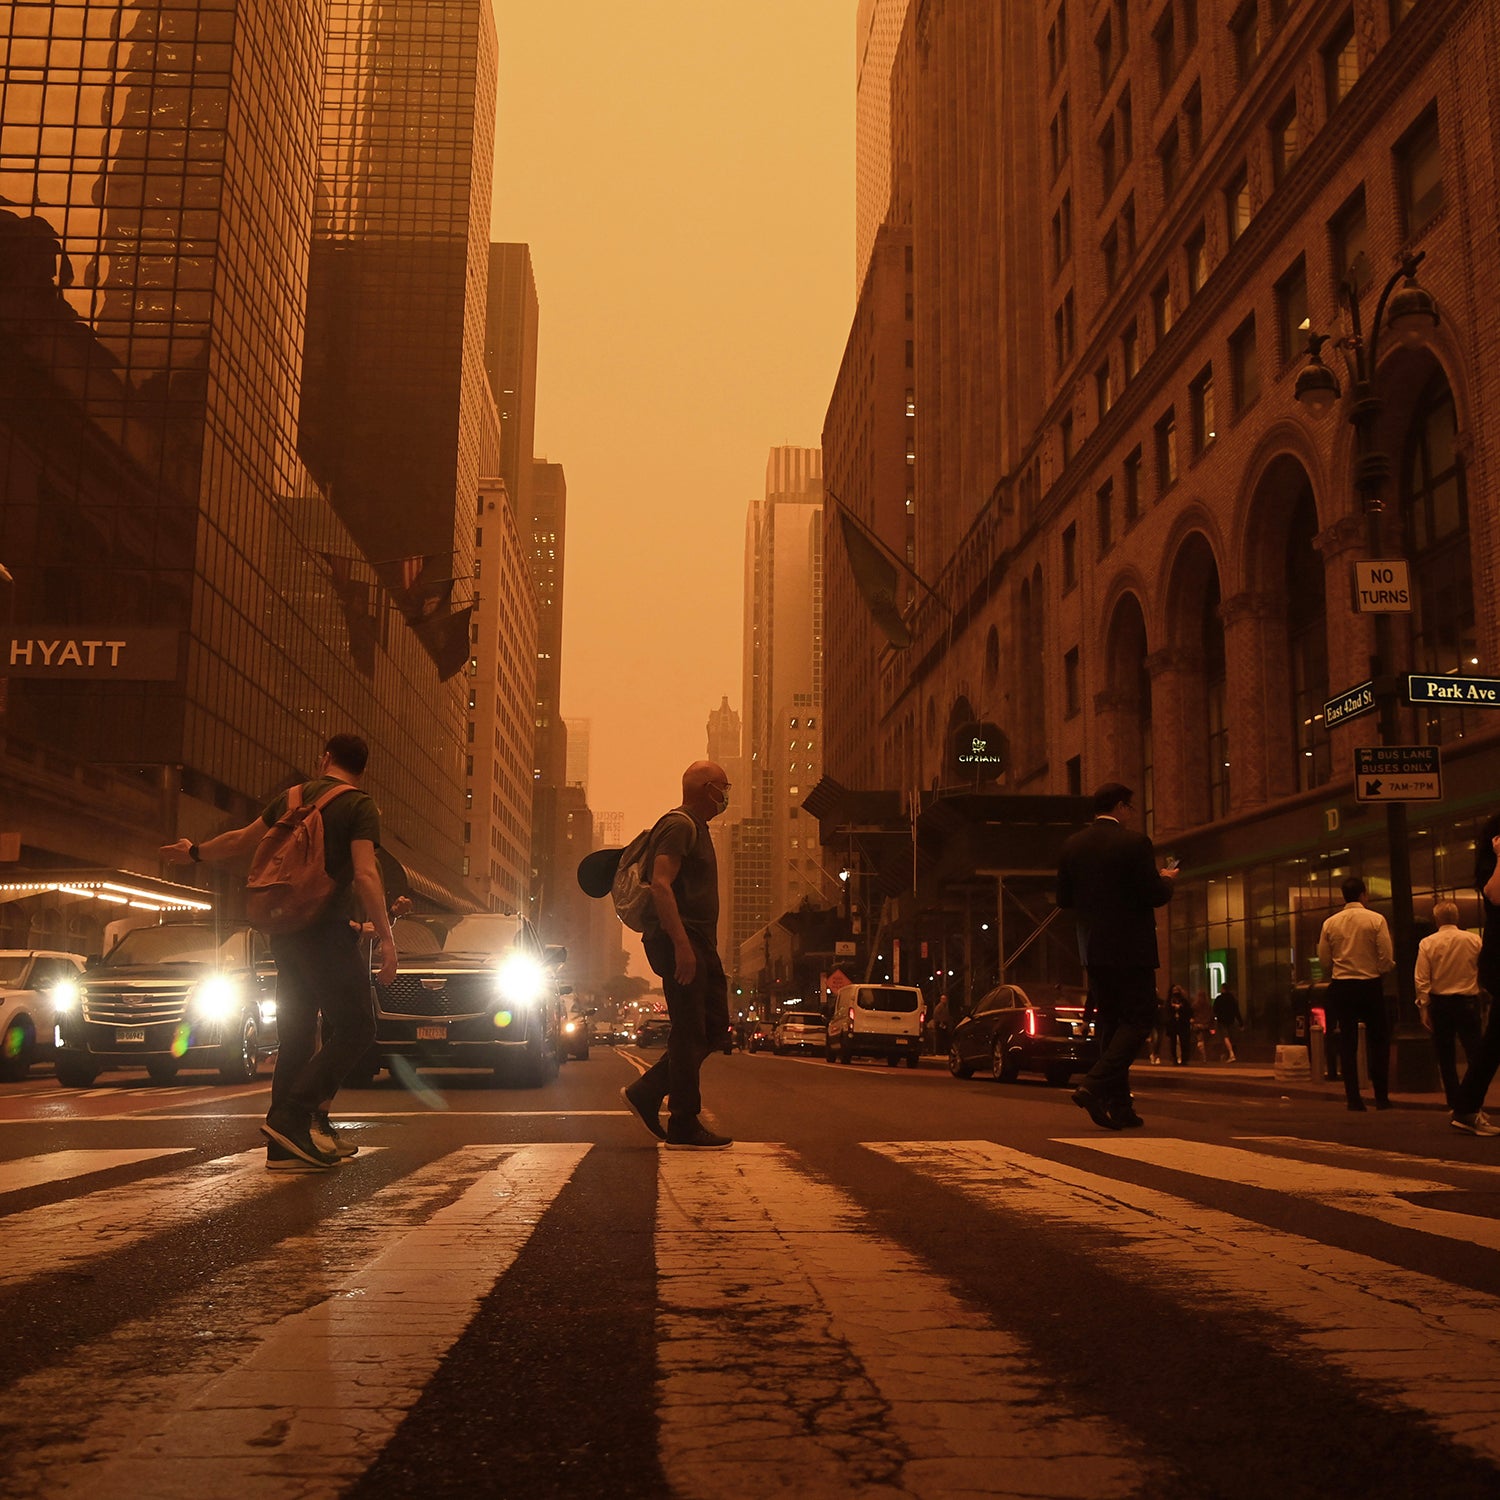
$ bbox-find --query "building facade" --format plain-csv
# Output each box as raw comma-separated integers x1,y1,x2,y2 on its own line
484,243,540,566
530,457,569,931
856,0,913,287
564,717,590,791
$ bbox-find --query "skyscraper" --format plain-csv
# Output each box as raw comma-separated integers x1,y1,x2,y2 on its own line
530,458,568,930
855,0,912,286
484,244,540,556
706,696,744,974
564,717,591,791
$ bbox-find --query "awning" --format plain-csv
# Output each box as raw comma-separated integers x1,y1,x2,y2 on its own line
0,869,214,914
402,866,483,915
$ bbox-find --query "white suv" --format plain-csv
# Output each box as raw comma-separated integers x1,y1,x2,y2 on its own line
0,950,87,1081
826,982,925,1068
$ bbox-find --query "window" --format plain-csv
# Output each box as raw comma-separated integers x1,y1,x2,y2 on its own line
1119,89,1133,164
1183,83,1203,158
1064,647,1082,716
1229,314,1260,412
1155,6,1177,91
1066,755,1083,795
1063,523,1078,588
1270,96,1300,185
1122,319,1140,380
1159,124,1181,197
1390,0,1418,24
1186,222,1207,297
1331,187,1370,294
1054,306,1066,366
1156,408,1178,491
1225,166,1252,244
1048,18,1061,80
1275,256,1309,366
1121,194,1137,256
1231,1,1260,81
1097,479,1115,555
1100,120,1117,193
1096,13,1116,87
1060,412,1075,463
1182,0,1199,49
1116,0,1131,52
1152,276,1174,340
1096,358,1115,415
905,387,917,417
1102,225,1119,289
1324,13,1358,110
1397,104,1443,238
1190,364,1216,453
1124,447,1142,526
1050,95,1071,176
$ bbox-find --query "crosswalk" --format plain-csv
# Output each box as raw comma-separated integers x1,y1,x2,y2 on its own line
1,1133,1498,1498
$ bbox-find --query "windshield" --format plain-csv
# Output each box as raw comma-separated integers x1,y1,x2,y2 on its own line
100,926,248,968
856,986,921,1013
0,956,32,986
439,915,528,958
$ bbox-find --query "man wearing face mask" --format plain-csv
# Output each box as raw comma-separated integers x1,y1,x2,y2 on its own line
619,760,734,1149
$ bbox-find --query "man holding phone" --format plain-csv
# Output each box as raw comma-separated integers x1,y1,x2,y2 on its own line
1057,782,1178,1129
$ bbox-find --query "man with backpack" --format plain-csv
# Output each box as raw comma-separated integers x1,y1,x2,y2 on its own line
618,760,734,1149
161,733,397,1169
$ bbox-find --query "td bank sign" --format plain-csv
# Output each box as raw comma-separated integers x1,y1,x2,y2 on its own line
2,630,181,680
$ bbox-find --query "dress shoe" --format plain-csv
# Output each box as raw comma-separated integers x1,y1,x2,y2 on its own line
1071,1086,1124,1131
1108,1104,1145,1128
619,1084,666,1141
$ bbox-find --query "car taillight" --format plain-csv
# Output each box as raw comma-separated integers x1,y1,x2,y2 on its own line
848,1007,855,1022
1026,1010,1038,1037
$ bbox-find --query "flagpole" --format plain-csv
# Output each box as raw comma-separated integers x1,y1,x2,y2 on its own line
825,489,949,613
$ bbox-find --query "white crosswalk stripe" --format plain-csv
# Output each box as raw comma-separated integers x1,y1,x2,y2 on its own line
0,1148,190,1197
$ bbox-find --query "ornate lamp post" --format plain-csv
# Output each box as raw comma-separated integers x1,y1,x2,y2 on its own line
1295,251,1440,1020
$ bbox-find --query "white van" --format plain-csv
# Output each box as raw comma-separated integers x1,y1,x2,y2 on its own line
826,983,925,1067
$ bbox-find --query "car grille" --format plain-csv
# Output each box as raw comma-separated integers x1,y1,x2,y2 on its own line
377,974,497,1019
83,984,191,1026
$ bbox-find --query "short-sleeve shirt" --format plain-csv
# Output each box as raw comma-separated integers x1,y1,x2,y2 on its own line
645,809,717,941
260,776,381,923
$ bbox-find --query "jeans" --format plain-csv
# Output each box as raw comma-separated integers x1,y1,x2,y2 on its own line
1454,993,1500,1119
1325,978,1389,1105
639,929,729,1127
1082,964,1158,1103
1427,993,1484,1111
269,920,376,1118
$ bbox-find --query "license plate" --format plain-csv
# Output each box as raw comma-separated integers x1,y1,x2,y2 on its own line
417,1025,447,1040
115,1028,146,1044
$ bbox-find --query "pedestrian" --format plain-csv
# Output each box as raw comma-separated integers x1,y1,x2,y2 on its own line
1450,818,1500,1135
932,993,952,1057
1211,987,1241,1062
617,761,734,1149
1190,988,1214,1063
1148,992,1166,1064
161,733,396,1168
1414,899,1483,1114
1315,875,1395,1112
1166,984,1193,1065
1056,782,1177,1130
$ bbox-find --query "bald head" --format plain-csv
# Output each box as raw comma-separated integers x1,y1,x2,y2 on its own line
682,760,731,820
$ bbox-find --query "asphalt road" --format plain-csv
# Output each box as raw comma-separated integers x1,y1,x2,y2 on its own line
2,1046,1499,1499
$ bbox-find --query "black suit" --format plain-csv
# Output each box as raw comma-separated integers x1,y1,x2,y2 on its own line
1057,816,1175,1105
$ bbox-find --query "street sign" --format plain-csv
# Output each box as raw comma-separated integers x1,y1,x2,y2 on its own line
1352,560,1412,613
1323,680,1374,729
834,941,856,957
1353,745,1442,802
1406,673,1500,708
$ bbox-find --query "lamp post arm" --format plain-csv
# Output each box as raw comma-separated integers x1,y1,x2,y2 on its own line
1360,251,1427,380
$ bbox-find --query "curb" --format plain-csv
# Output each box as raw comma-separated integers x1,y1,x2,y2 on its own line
1128,1063,1450,1111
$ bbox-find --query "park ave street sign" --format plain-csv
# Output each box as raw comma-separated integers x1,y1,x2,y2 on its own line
1354,745,1442,803
1323,681,1374,729
1407,673,1500,707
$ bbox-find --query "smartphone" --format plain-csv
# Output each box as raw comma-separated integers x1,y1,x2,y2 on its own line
1163,854,1181,871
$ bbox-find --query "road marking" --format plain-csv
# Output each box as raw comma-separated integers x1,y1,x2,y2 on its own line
868,1140,1500,1467
0,1148,190,1197
3,1144,587,1499
1237,1134,1500,1178
1061,1135,1500,1252
655,1143,1150,1500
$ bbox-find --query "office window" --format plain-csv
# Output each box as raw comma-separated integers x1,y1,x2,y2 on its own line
1124,447,1143,526
1226,167,1252,244
1183,83,1203,158
1100,121,1117,193
1065,647,1081,716
1064,290,1075,358
1390,0,1418,24
1052,197,1073,272
905,387,916,417
1048,19,1061,80
1121,194,1137,256
1331,187,1370,294
1055,306,1066,366
1156,408,1178,490
1229,315,1260,412
1271,95,1300,184
1102,225,1119,289
1324,13,1359,110
1275,256,1309,366
1231,1,1260,81
1122,319,1140,380
1063,523,1078,588
1190,365,1216,453
1186,223,1207,297
1159,124,1181,197
1097,479,1115,555
1152,276,1174,340
1155,6,1177,91
1119,89,1133,164
1397,104,1443,238
1066,755,1083,795
1096,358,1115,415
1061,412,1075,464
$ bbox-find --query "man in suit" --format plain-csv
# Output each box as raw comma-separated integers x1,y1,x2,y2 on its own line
1057,782,1177,1129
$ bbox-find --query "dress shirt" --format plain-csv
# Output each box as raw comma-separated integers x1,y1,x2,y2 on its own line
1414,923,1482,1003
1317,901,1395,981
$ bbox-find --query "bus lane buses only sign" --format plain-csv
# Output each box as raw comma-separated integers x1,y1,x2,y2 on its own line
1354,745,1441,802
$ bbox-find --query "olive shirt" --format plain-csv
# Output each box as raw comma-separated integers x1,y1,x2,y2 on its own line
260,776,381,924
644,809,718,943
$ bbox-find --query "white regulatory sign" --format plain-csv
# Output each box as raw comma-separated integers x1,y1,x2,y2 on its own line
1353,560,1412,613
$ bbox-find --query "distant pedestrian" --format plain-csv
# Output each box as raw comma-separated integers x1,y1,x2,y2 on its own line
1316,875,1395,1112
161,733,396,1168
1414,900,1483,1113
1056,782,1177,1130
1166,985,1193,1065
1190,988,1214,1063
1148,992,1167,1064
1450,819,1500,1135
618,761,734,1150
932,993,952,1056
1212,988,1241,1062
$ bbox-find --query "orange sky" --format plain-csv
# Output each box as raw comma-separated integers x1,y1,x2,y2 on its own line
489,1,855,844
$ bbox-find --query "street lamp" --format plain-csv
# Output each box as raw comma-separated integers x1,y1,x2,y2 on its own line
1295,251,1440,1022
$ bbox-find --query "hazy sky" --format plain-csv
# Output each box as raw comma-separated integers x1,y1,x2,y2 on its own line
489,1,855,842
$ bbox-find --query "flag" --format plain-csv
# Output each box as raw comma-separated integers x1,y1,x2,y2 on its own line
414,603,476,681
837,507,913,650
318,551,377,678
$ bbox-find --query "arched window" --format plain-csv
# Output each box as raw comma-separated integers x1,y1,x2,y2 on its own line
1286,491,1330,789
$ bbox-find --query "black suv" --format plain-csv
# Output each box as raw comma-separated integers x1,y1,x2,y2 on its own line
52,922,278,1087
357,914,564,1087
948,983,1097,1086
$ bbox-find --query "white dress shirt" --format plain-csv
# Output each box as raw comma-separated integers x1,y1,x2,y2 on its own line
1414,923,1482,1002
1317,901,1395,981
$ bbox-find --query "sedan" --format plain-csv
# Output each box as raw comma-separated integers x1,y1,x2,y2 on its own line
948,984,1097,1086
773,1010,827,1055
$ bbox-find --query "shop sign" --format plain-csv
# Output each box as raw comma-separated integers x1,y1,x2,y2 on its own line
1406,673,1500,708
1323,681,1374,729
1352,560,1412,613
1353,745,1442,802
834,941,856,957
2,629,181,680
951,721,1007,779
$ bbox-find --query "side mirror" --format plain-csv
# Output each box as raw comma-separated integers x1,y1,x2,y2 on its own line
558,983,574,996
544,944,568,968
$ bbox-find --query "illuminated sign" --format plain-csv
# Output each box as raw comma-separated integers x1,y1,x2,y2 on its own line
1,630,181,680
951,721,1008,779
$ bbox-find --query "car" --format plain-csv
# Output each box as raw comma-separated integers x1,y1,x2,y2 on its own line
947,983,1098,1085
825,982,925,1067
561,1008,591,1060
634,1016,671,1048
358,913,564,1088
773,1009,827,1055
0,950,87,1081
51,923,278,1087
744,1017,776,1053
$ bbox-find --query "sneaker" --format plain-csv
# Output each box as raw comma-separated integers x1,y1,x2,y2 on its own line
1451,1113,1500,1137
261,1110,339,1168
1071,1086,1124,1131
265,1141,337,1172
620,1084,666,1141
664,1121,733,1150
311,1112,358,1158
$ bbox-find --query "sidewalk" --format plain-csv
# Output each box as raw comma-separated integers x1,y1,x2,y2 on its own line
1127,1056,1451,1111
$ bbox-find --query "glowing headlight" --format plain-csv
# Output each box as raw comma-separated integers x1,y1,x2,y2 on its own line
192,974,241,1022
494,953,546,1007
50,979,82,1012
563,1020,577,1035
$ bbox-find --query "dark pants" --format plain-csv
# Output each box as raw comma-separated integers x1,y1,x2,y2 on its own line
640,930,729,1127
1325,978,1389,1106
269,921,376,1118
1454,992,1500,1119
1428,993,1484,1110
1082,965,1157,1103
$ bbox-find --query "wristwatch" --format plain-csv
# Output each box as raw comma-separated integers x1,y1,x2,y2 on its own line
188,843,201,863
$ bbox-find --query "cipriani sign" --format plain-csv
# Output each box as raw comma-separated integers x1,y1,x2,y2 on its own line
2,630,181,681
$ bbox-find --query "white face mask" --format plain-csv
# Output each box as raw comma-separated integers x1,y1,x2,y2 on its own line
709,785,730,816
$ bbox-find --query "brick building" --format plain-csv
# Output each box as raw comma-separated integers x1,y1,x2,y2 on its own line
829,0,1499,1037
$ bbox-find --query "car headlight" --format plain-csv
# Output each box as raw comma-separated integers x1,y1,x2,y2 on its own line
50,979,82,1012
563,1020,577,1035
495,953,546,1007
192,974,241,1022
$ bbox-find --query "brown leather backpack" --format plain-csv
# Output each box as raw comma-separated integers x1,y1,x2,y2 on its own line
245,782,358,936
